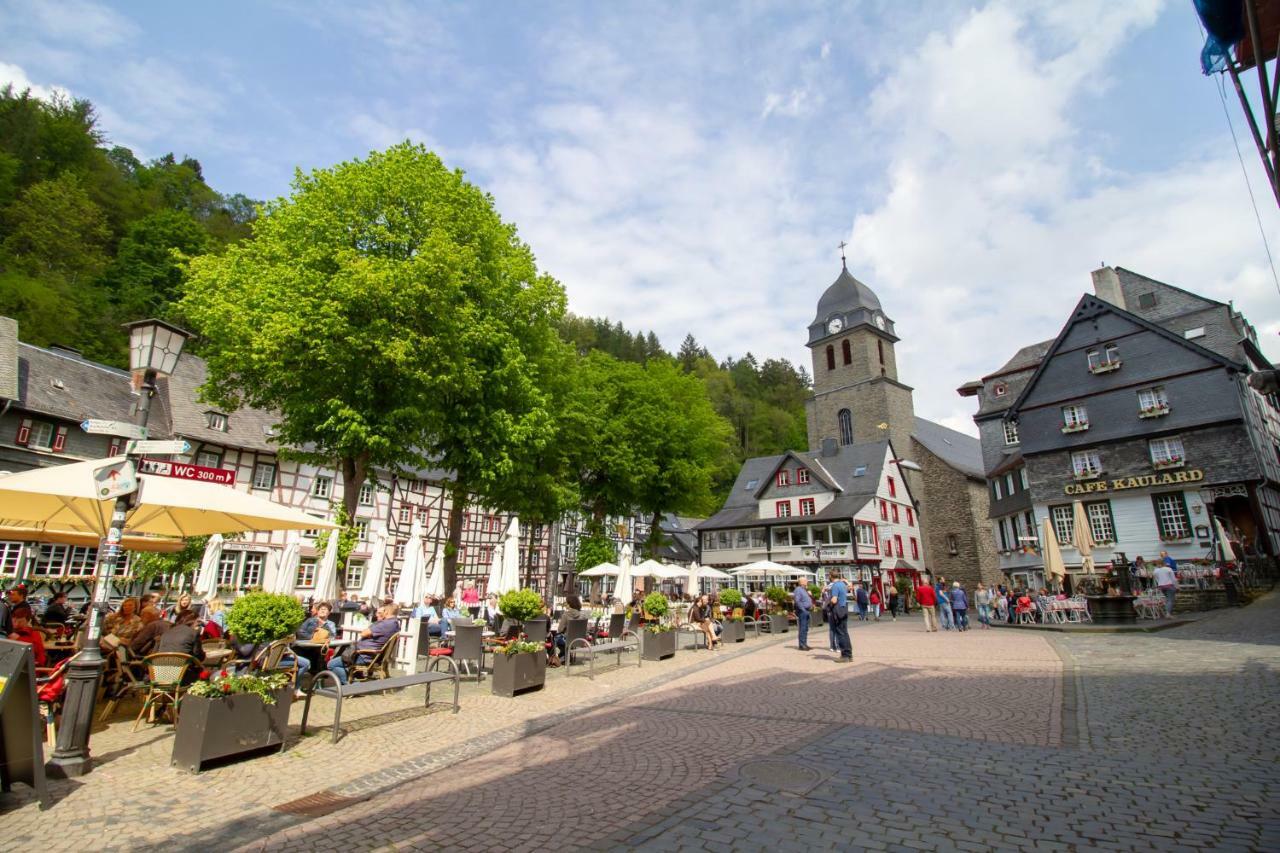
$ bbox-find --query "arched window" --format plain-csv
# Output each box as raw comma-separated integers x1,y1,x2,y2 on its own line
825,345,835,370
838,409,853,445
841,339,852,365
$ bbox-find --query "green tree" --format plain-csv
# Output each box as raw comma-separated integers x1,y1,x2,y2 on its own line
101,209,210,319
129,535,210,594
182,142,566,595
2,172,110,281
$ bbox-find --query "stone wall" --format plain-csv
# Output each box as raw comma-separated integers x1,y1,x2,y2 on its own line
913,439,1001,588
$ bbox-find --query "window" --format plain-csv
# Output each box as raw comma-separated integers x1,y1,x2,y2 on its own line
1061,404,1089,432
1087,344,1121,372
1005,473,1016,495
841,339,851,365
893,534,904,557
1138,291,1157,309
489,515,502,533
28,421,55,450
302,513,325,538
826,345,835,370
838,409,853,446
296,557,316,588
775,500,792,518
992,479,1003,500
312,475,332,498
719,530,734,549
217,552,239,587
398,506,412,524
353,519,370,541
1085,501,1116,544
1050,505,1074,545
798,498,816,516
252,462,276,490
64,546,96,576
1020,468,1030,491
196,449,221,469
359,482,375,505
344,558,366,589
1184,327,1205,340
416,507,429,523
891,504,899,523
1003,419,1019,445
1138,386,1169,417
910,537,919,560
744,479,759,490
206,411,228,431
877,340,885,368
905,507,914,526
883,539,893,556
776,470,790,487
0,541,21,576
856,524,877,549
992,382,1008,397
1153,493,1192,540
996,518,1011,550
1149,437,1185,467
796,468,810,485
241,552,264,588
1071,450,1103,479
887,477,896,497
1024,511,1038,546
946,534,959,556
879,500,888,521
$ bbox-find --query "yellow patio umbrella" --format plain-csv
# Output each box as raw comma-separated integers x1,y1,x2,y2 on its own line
1041,517,1066,586
0,456,335,538
1071,501,1096,574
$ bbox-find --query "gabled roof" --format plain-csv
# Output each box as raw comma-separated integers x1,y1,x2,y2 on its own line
753,449,841,497
14,344,143,426
1008,294,1245,416
911,416,984,479
162,356,282,453
698,440,890,531
984,340,1053,380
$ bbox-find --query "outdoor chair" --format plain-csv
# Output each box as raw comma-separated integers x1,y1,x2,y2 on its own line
252,636,300,681
523,617,549,645
349,632,401,683
1014,602,1036,625
601,613,625,642
429,623,485,682
37,651,79,746
133,652,198,731
561,617,589,650
99,646,149,721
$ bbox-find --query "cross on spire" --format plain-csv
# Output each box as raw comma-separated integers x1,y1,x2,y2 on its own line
838,240,848,268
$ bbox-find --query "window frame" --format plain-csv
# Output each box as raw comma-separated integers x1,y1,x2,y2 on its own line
28,421,55,450
887,476,896,498
838,409,853,446
1061,404,1089,432
775,500,792,518
1003,419,1019,445
1149,436,1185,468
798,498,816,516
1071,449,1103,479
252,461,276,490
312,475,333,499
1085,500,1117,544
295,557,317,589
796,468,810,485
358,481,375,506
775,470,790,487
196,449,222,469
240,551,265,589
1137,386,1169,417
1049,504,1075,545
1152,492,1192,541
910,537,919,560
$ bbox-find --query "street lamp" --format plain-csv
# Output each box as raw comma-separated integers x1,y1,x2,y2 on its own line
47,319,189,778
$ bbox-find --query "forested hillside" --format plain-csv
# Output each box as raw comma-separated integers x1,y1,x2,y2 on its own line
0,86,256,365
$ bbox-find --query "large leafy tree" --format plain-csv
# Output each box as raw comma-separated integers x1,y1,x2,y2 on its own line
182,142,567,592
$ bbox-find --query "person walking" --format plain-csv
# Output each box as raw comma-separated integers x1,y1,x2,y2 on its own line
887,586,899,621
820,582,838,651
935,577,954,630
792,577,814,651
1153,555,1178,618
914,579,938,632
827,572,852,663
854,583,869,621
950,582,969,631
974,583,992,628
868,587,881,621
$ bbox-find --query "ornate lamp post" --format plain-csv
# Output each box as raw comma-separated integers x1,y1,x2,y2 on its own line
47,319,189,778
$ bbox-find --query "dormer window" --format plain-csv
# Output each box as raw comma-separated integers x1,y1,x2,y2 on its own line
796,468,810,485
776,470,790,487
1087,344,1121,374
206,411,228,431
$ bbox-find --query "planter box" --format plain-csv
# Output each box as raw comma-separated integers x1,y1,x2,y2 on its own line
491,650,546,698
640,629,677,660
767,614,789,634
720,620,746,643
171,687,293,773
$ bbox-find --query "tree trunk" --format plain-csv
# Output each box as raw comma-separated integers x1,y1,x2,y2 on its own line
646,510,663,558
444,483,467,596
340,453,370,524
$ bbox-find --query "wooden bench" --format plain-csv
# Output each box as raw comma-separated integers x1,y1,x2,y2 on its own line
566,630,641,680
300,658,460,743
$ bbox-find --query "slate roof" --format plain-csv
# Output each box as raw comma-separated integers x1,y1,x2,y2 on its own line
161,356,281,453
658,514,702,563
0,318,18,401
810,264,882,323
13,344,145,426
987,340,1053,378
911,416,984,479
698,441,888,531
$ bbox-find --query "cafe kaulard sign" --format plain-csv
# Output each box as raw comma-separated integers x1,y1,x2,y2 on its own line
1065,468,1204,495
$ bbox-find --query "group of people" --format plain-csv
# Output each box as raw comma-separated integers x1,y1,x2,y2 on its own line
913,577,985,632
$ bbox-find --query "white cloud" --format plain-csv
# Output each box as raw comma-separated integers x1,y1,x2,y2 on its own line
0,61,69,101
17,0,137,49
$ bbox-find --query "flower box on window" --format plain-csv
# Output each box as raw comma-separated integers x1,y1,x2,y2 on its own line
1072,469,1103,481
1089,361,1121,375
1061,422,1090,434
1138,405,1170,419
1153,456,1184,470
1159,532,1191,542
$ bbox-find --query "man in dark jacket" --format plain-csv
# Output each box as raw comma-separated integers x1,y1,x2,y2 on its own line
129,606,170,657
157,609,205,682
42,591,72,626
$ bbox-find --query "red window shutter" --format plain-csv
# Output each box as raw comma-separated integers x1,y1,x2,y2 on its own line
52,425,68,452
888,477,896,497
892,505,899,523
880,500,888,521
907,508,914,526
911,538,919,559
895,535,904,557
15,418,31,446
108,439,123,455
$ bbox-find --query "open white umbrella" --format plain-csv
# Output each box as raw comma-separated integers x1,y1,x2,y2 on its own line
497,517,522,593
613,543,634,602
686,561,732,596
193,534,223,599
313,526,341,604
578,562,621,577
632,558,685,580
360,526,388,600
423,545,446,599
393,518,426,605
271,535,301,595
730,560,812,577
0,455,336,537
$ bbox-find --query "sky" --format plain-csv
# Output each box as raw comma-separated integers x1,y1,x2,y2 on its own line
3,0,1279,436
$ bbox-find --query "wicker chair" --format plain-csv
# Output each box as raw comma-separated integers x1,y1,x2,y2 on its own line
349,633,400,683
132,652,198,731
99,646,149,721
252,637,299,679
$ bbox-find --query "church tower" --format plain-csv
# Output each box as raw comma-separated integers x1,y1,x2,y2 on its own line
804,262,916,473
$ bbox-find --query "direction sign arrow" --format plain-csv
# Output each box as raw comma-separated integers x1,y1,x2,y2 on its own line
93,459,138,499
126,439,192,456
80,419,148,440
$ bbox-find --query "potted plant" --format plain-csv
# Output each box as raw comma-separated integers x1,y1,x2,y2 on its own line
717,588,747,643
497,588,545,632
764,585,791,634
491,640,547,697
639,592,676,660
171,669,294,772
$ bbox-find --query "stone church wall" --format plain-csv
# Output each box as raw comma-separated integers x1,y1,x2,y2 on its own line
913,439,1001,589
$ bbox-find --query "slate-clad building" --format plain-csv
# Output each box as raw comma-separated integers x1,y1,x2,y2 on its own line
962,267,1280,587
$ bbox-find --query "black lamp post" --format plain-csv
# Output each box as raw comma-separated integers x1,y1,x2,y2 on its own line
46,319,188,778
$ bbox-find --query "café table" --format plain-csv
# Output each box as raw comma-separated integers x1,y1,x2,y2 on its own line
202,647,234,666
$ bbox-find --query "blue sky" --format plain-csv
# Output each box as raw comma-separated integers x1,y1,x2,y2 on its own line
3,0,1278,434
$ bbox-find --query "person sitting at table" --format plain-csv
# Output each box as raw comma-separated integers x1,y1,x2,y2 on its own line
103,597,143,646
203,598,226,639
156,609,205,682
411,594,437,620
439,596,463,635
461,580,480,617
482,593,501,629
7,604,46,666
326,603,399,685
688,594,721,650
0,584,27,635
298,601,337,642
129,606,170,657
41,591,71,627
552,594,584,663
168,592,195,624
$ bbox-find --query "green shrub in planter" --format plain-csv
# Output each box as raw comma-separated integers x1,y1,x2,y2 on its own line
643,592,669,620
719,588,743,617
225,592,307,646
765,585,790,613
497,588,544,623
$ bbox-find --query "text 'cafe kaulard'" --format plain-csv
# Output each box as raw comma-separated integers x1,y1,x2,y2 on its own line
1064,468,1205,496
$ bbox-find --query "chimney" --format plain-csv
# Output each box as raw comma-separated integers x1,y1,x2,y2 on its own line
0,316,17,401
1091,266,1125,310
821,437,838,457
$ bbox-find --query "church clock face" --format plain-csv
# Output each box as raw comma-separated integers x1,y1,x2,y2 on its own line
874,314,886,330
827,317,844,334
